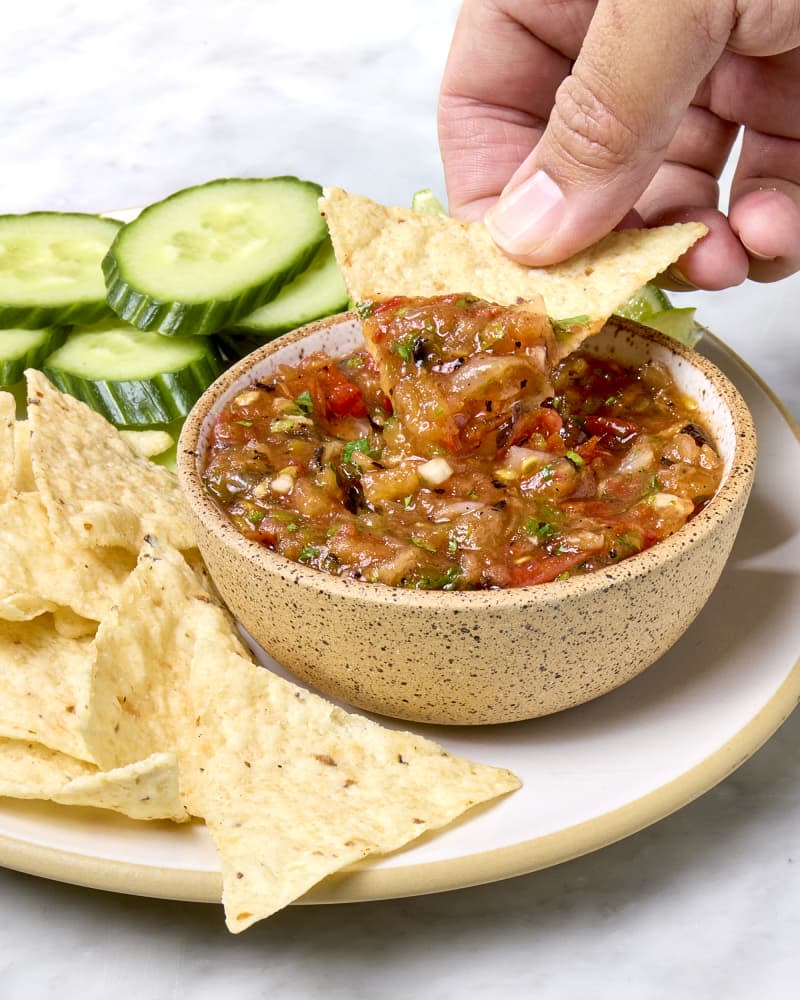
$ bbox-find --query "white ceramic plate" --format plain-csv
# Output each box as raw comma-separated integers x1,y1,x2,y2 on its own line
0,335,798,906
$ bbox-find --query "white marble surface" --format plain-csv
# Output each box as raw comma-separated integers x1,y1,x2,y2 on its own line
1,2,799,997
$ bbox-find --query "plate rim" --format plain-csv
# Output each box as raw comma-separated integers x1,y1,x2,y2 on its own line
1,332,799,906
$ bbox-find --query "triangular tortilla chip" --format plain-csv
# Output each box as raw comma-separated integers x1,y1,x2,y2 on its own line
0,613,95,761
25,369,195,551
319,187,706,327
188,616,520,932
80,538,212,773
0,492,135,623
0,739,188,822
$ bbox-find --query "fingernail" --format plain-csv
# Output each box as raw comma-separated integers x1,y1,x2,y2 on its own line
740,239,777,262
485,170,565,255
666,265,696,289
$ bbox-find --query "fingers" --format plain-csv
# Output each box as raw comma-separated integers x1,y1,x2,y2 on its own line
484,0,733,264
438,0,587,217
632,108,748,290
728,129,800,282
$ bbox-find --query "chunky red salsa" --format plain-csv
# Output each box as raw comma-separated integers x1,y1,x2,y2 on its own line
203,295,722,590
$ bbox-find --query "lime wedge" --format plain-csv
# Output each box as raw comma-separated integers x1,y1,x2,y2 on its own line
617,283,702,347
642,307,702,347
617,283,673,322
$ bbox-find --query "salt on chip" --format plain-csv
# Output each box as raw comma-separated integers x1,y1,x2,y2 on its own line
0,492,135,623
0,392,14,501
0,739,188,822
187,617,520,932
0,614,95,762
25,369,194,552
319,187,707,334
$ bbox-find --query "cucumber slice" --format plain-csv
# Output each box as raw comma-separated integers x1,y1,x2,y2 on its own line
0,213,121,328
228,238,348,338
0,327,66,387
42,323,223,427
103,177,328,337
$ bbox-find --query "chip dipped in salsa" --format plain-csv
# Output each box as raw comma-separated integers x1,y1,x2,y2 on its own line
202,294,723,590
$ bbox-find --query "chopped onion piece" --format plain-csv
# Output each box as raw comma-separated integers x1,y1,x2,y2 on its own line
418,457,454,486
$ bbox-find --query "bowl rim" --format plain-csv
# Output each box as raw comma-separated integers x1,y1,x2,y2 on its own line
178,311,757,610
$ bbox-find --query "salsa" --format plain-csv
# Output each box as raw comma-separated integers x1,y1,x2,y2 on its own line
203,295,723,590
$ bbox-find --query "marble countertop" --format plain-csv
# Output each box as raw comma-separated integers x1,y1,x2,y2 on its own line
2,3,798,997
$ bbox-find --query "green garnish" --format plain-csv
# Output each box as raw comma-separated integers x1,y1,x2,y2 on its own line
298,544,320,562
244,509,265,524
356,301,375,319
524,519,557,540
295,389,313,414
565,449,585,468
394,336,414,362
342,437,380,463
551,314,590,338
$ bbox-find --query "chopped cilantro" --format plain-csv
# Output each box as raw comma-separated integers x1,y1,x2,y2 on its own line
342,437,379,463
355,301,375,319
523,518,557,540
394,336,414,362
295,390,314,414
298,544,321,562
244,509,265,524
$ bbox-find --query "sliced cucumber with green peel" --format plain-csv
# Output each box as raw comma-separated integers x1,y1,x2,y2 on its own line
42,323,223,427
0,213,121,328
0,327,66,387
219,239,349,357
103,177,328,337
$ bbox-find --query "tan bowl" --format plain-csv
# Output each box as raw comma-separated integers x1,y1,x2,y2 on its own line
178,313,757,725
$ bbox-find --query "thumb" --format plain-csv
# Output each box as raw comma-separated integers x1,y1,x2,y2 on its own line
484,0,730,265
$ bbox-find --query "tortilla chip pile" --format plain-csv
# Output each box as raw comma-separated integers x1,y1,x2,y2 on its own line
0,372,519,931
319,186,707,344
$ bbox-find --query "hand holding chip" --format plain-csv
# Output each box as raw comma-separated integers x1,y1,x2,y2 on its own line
438,0,800,289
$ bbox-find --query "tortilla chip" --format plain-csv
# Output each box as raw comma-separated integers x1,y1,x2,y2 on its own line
53,752,188,822
187,617,520,932
25,369,194,551
0,392,14,501
13,419,34,492
0,739,188,822
0,492,135,623
319,187,706,329
80,538,217,774
0,613,95,762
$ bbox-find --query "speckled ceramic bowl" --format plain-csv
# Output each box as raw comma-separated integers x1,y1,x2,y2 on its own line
178,313,757,725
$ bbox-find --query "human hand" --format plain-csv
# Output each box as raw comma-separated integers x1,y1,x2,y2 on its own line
438,0,800,289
